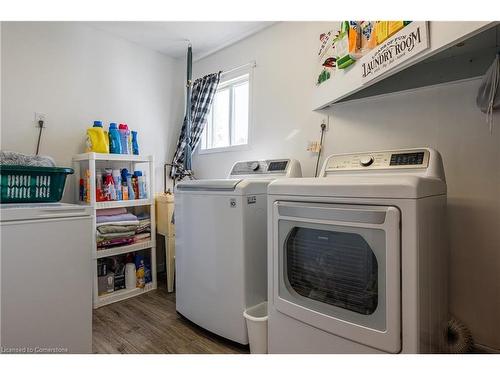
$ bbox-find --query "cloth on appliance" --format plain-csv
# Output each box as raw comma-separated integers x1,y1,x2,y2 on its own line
0,150,56,167
96,213,139,225
96,207,128,217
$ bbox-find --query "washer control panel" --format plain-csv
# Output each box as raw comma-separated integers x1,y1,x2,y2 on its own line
231,159,290,175
324,149,429,172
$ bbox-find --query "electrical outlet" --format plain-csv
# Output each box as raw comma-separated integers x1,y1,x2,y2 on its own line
307,141,322,153
34,112,47,128
321,117,329,131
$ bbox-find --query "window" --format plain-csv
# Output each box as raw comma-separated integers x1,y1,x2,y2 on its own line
200,73,250,152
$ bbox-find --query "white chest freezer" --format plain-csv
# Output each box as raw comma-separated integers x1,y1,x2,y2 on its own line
1,203,93,353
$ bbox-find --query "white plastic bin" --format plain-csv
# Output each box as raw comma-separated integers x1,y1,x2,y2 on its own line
243,302,268,354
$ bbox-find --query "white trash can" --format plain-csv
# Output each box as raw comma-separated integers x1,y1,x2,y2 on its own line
243,302,268,354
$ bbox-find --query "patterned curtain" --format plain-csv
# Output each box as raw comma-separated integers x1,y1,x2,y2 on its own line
170,72,221,179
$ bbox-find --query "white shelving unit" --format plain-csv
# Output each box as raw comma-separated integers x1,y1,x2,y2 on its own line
72,152,156,309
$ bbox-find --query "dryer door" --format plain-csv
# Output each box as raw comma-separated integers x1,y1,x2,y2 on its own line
272,201,401,353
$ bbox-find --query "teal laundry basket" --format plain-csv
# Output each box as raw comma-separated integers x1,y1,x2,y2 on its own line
0,165,74,203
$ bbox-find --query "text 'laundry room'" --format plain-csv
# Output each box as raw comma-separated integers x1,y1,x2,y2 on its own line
0,4,499,372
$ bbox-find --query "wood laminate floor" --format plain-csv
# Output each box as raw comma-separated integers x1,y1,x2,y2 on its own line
92,278,249,354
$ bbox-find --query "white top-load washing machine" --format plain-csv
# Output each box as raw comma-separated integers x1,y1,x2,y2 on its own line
267,148,448,353
175,159,301,344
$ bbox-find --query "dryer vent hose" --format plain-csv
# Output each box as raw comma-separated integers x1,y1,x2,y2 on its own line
445,316,474,353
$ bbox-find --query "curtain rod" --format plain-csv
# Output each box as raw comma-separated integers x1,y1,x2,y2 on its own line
220,61,256,76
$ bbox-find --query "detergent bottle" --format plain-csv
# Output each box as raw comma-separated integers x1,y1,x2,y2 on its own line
127,173,135,200
134,170,147,199
112,169,122,200
118,124,130,154
131,131,139,155
85,120,109,153
108,123,122,154
121,168,135,200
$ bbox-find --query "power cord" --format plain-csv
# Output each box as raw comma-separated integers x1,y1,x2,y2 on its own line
35,119,44,155
314,122,327,177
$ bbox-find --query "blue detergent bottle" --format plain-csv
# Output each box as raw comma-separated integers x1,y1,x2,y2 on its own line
131,131,139,155
108,123,122,154
120,168,135,200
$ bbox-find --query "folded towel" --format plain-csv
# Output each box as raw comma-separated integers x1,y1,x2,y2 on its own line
136,225,151,234
97,230,136,241
136,212,150,220
97,224,139,234
96,213,138,224
96,220,139,228
97,237,134,249
96,208,128,217
134,233,151,243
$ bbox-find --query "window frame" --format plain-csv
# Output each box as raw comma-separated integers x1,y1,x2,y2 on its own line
198,65,253,154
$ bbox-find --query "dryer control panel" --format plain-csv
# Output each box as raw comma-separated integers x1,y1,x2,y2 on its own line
324,149,430,172
229,159,302,178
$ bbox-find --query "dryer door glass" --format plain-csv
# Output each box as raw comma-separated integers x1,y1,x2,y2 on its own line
274,202,401,352
278,220,387,331
285,227,378,315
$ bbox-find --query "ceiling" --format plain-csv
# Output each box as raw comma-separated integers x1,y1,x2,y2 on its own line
85,22,274,60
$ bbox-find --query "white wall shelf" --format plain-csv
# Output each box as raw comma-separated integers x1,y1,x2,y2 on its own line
313,21,498,110
72,152,156,309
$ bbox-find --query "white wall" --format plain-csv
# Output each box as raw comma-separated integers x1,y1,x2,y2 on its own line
1,22,184,197
193,22,500,350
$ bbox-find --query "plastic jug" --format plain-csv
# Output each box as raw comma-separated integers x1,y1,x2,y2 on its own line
108,123,122,154
118,123,130,154
131,131,139,155
85,120,109,153
125,263,136,290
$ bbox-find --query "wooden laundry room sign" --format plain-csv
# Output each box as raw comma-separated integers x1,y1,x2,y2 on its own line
360,21,429,84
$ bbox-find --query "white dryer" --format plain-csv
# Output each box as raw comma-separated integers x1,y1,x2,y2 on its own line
175,159,301,344
267,148,448,353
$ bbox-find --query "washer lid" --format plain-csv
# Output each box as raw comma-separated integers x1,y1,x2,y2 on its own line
176,179,242,192
268,175,446,199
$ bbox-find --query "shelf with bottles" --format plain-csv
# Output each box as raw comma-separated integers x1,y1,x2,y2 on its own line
80,166,148,204
73,155,154,207
95,248,155,308
72,153,157,308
